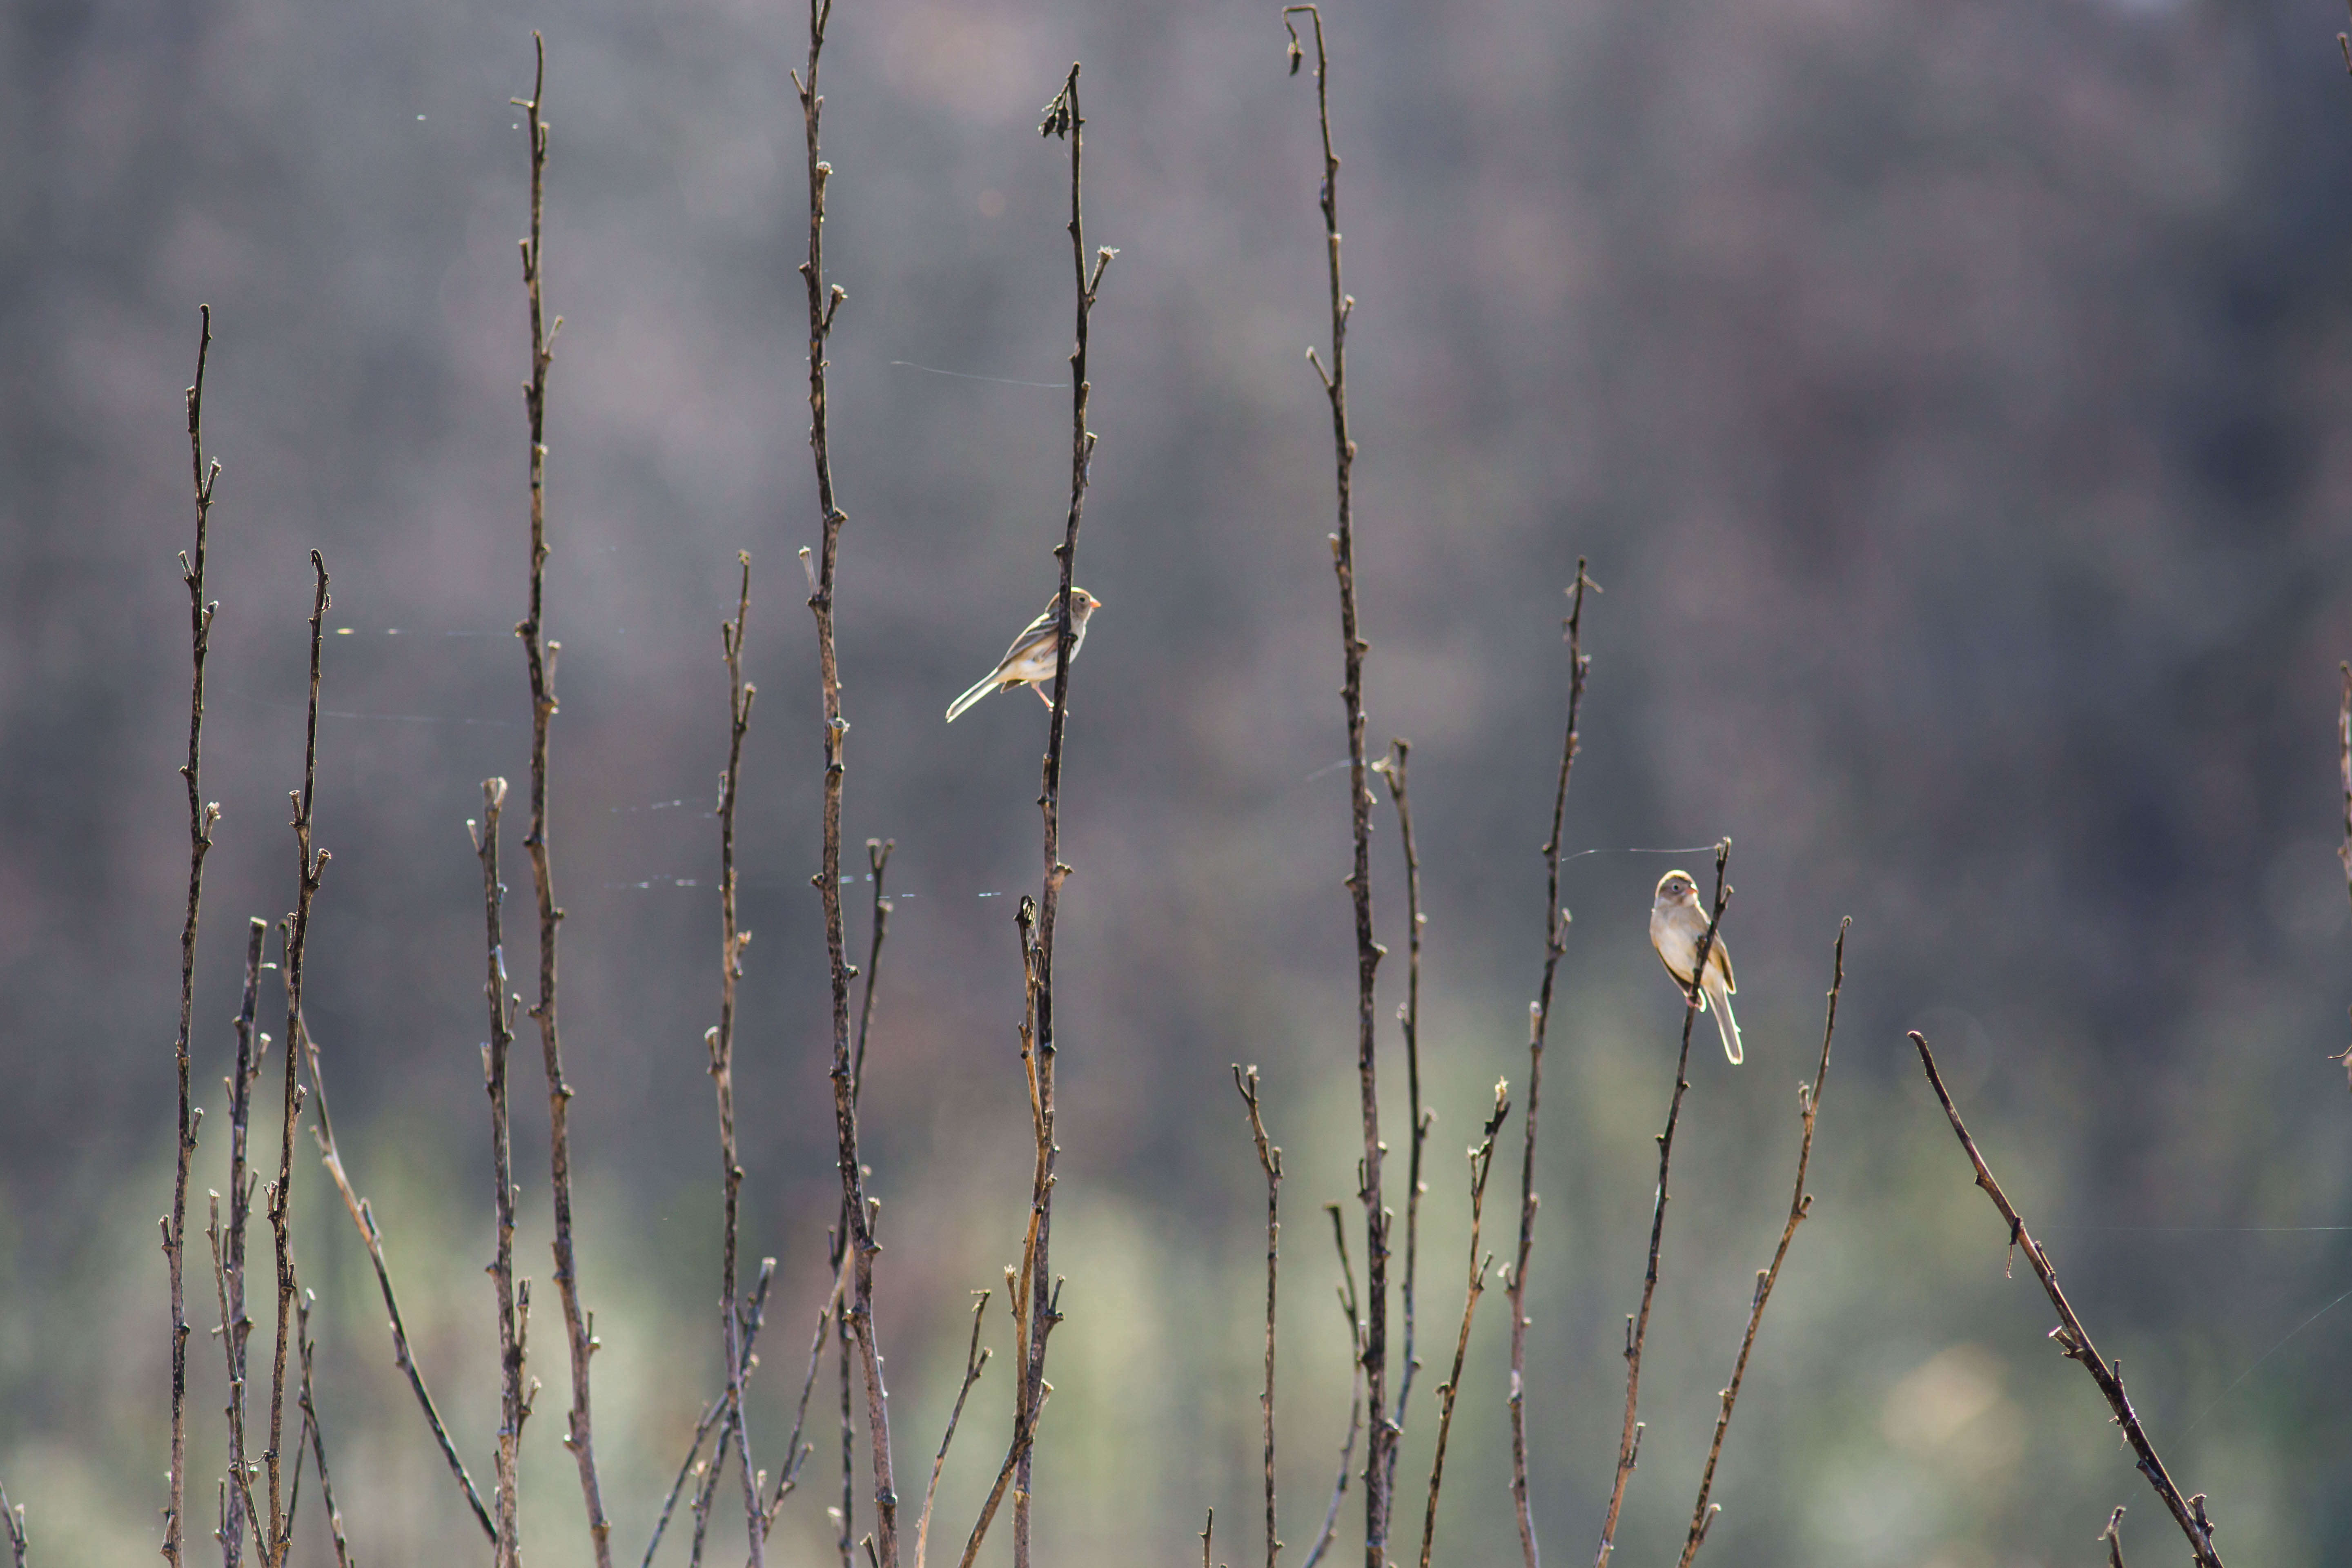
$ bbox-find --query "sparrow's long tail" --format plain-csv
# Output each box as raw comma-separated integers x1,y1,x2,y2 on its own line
945,671,1003,722
1702,974,1742,1065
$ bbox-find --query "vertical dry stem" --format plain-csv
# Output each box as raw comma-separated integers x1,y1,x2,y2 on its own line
294,1292,354,1568
1677,921,1847,1567
2336,665,2351,1089
1300,1206,1365,1568
1233,1067,1283,1568
2101,1507,2128,1568
261,554,331,1568
166,303,222,1568
1372,741,1428,1490
211,918,267,1566
1009,63,1114,1568
1417,1086,1510,1568
1594,840,1728,1568
792,4,900,1560
1908,1032,2225,1566
855,839,894,1096
510,37,612,1567
1280,12,1391,1558
712,555,765,1566
1511,561,1593,1568
475,776,530,1567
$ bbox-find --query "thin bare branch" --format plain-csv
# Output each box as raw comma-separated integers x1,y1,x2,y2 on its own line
511,35,612,1566
913,1292,992,1568
1677,921,1848,1568
1300,1204,1365,1568
301,1016,494,1541
2336,665,2350,1090
2101,1506,2128,1568
1417,1086,1510,1568
295,1291,354,1568
1372,741,1428,1491
1909,1031,2225,1566
1010,60,1109,1568
2,1479,27,1568
854,839,894,1099
795,1,901,1558
262,553,332,1568
1595,840,1729,1568
212,918,267,1567
476,776,529,1568
167,302,223,1568
642,1258,776,1568
1512,560,1594,1568
1233,1068,1284,1568
709,555,767,1566
1281,13,1391,1556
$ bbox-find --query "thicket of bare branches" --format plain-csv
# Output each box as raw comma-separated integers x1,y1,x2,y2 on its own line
12,9,2296,1568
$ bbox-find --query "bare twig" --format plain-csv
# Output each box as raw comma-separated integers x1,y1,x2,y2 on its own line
1595,840,1729,1568
302,1022,496,1542
1417,1085,1510,1568
1677,921,1848,1568
1300,1204,1365,1568
913,1293,992,1568
1009,62,1113,1568
793,0,900,1557
1512,561,1593,1568
1,1479,27,1568
1233,1067,1283,1568
295,1291,355,1568
2336,665,2350,1090
474,776,530,1568
212,918,267,1567
2101,1506,2129,1568
1908,1031,2225,1566
1371,741,1428,1490
1281,13,1392,1557
854,839,894,1098
1201,1510,1217,1568
642,1259,776,1568
835,1286,856,1568
166,302,222,1568
704,555,768,1565
262,553,332,1568
508,37,611,1568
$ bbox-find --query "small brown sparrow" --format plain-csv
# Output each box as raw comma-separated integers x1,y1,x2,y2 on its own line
1650,869,1741,1064
945,587,1104,722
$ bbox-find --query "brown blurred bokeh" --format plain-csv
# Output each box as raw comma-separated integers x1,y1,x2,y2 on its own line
4,0,2352,1561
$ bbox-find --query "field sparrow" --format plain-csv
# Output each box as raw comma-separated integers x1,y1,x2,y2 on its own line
1650,869,1741,1064
944,587,1103,722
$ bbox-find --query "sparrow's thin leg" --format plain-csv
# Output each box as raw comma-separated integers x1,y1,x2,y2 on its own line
1032,684,1054,708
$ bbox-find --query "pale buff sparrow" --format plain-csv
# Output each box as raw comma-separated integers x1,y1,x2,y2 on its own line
944,587,1104,722
1650,869,1742,1064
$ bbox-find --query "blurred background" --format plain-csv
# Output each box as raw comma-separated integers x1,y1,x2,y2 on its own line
5,0,2352,1561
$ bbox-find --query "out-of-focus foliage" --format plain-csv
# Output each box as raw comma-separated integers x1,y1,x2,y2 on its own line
3,0,2351,1561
